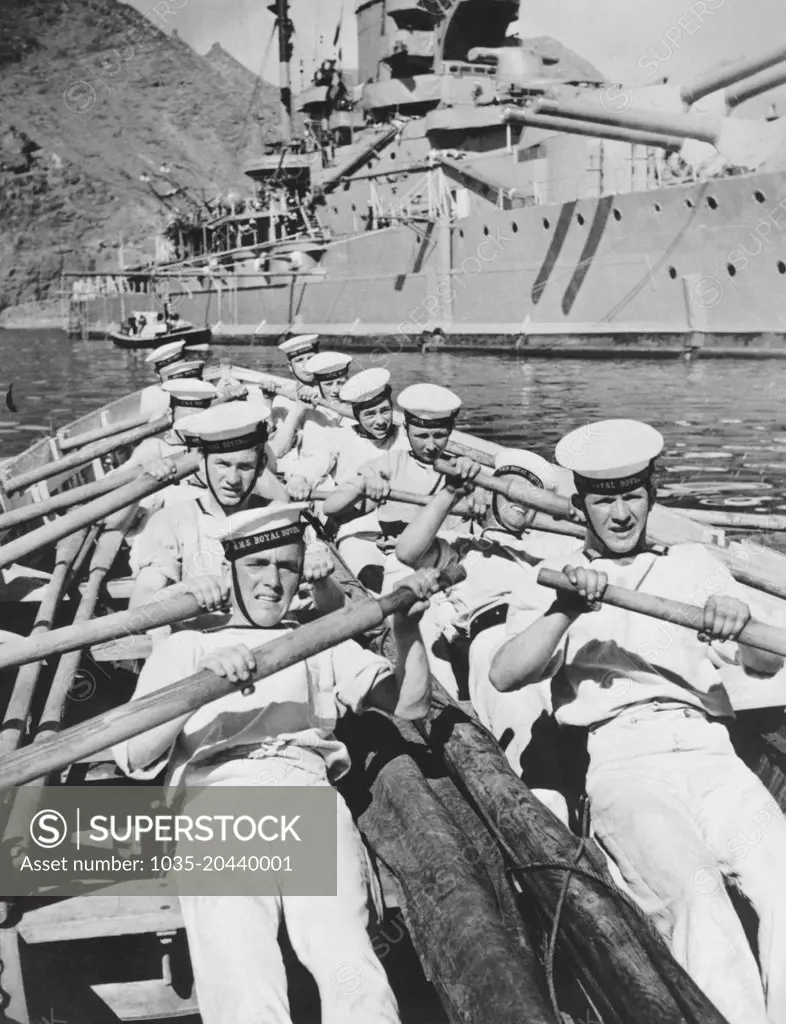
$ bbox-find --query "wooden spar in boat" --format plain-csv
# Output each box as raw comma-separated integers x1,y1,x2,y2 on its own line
0,589,207,672
0,465,142,533
1,415,171,495
0,569,463,788
57,412,153,453
0,451,200,571
0,531,89,755
339,712,556,1023
538,568,786,657
417,688,730,1024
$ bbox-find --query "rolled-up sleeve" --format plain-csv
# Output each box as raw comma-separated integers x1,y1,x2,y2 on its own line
330,639,394,714
112,632,201,779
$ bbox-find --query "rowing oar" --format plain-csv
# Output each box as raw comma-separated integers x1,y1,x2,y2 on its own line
0,451,200,571
57,411,152,453
434,456,577,521
675,508,786,532
0,530,90,756
537,568,786,658
2,414,171,495
0,567,463,788
226,367,499,467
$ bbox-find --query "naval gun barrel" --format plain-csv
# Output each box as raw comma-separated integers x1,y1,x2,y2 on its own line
535,97,720,145
726,62,786,108
680,44,786,105
503,108,683,149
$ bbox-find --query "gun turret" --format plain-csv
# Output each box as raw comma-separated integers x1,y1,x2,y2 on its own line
680,43,786,105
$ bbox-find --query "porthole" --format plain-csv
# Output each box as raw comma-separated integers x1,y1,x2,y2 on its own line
512,222,518,233
685,198,694,209
613,208,622,221
755,190,767,204
707,196,718,210
727,263,736,277
577,213,585,226
668,266,677,280
654,203,662,212
778,260,785,274
543,218,550,229
483,226,489,236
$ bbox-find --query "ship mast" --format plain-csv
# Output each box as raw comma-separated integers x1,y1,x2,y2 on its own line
268,0,294,142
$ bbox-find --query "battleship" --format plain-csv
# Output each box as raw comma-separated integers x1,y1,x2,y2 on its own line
68,0,786,355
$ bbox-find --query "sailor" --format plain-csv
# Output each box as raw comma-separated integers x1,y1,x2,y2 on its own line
130,401,335,621
138,340,188,421
317,368,408,590
283,351,353,500
257,335,325,462
394,448,581,707
124,379,217,476
490,419,786,1024
113,503,441,1024
323,383,477,592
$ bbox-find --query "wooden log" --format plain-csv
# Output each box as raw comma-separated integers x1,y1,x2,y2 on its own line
0,465,141,534
0,588,205,673
419,689,729,1024
2,415,170,495
0,569,462,787
538,567,786,657
0,531,89,755
339,713,555,1023
0,451,200,571
57,412,153,453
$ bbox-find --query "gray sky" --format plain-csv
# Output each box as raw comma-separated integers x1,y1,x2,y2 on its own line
126,0,786,96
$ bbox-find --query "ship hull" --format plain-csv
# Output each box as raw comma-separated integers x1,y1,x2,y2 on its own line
74,168,786,356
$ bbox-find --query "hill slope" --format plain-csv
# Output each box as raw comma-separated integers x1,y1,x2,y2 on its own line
0,0,280,314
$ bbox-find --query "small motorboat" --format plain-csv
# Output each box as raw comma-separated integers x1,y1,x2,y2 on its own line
108,309,212,350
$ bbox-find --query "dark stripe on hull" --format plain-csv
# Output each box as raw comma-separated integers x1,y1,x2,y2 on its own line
532,201,576,305
562,196,614,316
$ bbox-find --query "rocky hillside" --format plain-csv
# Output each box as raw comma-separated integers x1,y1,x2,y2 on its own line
0,0,281,314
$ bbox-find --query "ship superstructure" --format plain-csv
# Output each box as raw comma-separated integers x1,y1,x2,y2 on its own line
70,0,786,354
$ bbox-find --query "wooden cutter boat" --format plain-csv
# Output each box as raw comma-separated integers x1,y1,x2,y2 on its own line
0,365,783,1024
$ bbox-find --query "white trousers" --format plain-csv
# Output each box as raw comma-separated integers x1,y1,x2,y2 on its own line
178,757,400,1024
587,707,786,1024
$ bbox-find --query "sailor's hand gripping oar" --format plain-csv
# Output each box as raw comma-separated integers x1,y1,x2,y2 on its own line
0,565,465,788
538,566,786,658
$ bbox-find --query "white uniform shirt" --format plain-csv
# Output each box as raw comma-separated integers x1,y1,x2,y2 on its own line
112,626,394,788
281,407,345,487
332,424,410,544
506,542,773,728
429,527,583,638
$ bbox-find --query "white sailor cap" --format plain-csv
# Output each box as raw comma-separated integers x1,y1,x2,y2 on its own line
161,379,217,410
160,359,204,382
493,449,558,491
145,340,186,371
176,399,272,453
397,383,461,428
555,419,664,494
278,334,320,358
305,351,352,382
339,368,392,410
222,502,309,562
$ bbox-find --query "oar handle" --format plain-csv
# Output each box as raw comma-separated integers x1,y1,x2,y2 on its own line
537,568,786,658
57,412,151,453
434,457,576,521
0,451,201,571
0,566,465,787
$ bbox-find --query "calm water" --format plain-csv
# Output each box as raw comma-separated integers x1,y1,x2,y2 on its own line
2,329,786,515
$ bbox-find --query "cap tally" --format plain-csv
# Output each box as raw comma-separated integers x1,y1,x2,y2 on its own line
493,449,558,491
555,419,663,495
278,334,320,358
397,383,461,429
177,400,271,453
160,359,204,382
222,503,308,562
145,340,186,371
339,368,392,412
305,351,352,382
160,379,218,409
